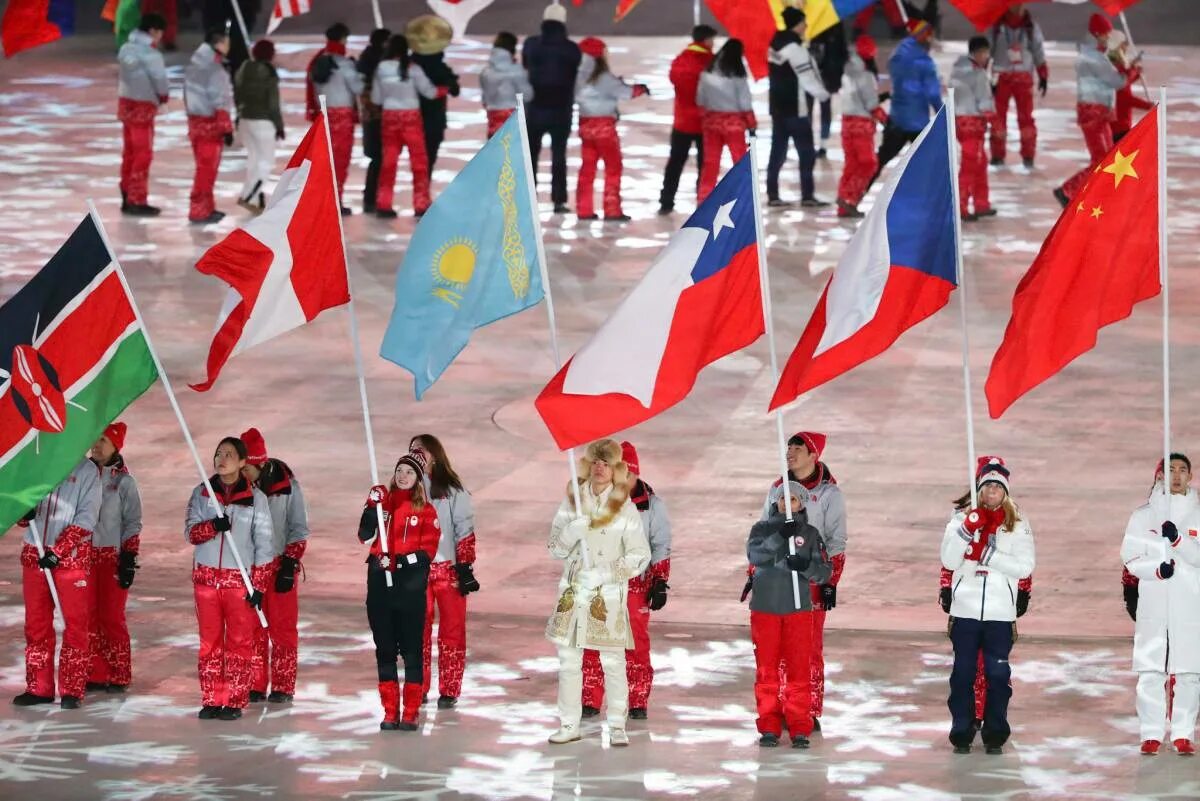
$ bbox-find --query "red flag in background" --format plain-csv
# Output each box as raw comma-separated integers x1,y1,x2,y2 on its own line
704,0,780,80
615,0,643,21
2,0,61,57
985,107,1160,418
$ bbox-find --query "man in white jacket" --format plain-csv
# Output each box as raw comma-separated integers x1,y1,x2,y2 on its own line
940,457,1035,754
1121,454,1200,756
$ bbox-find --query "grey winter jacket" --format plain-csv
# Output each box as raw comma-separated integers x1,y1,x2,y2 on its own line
951,55,996,117
639,492,671,572
429,484,474,564
1076,40,1125,107
264,476,309,560
316,53,364,110
371,61,438,111
118,29,169,104
480,47,534,111
93,461,142,550
991,18,1046,74
747,507,832,613
235,59,283,131
184,43,233,118
576,55,634,118
184,481,275,572
842,53,881,118
696,70,753,113
23,459,101,552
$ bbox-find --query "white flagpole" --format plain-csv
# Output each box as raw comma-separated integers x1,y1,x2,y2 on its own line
516,94,590,568
944,95,978,508
895,1,910,25
317,96,394,586
88,202,267,628
693,0,701,27
228,0,253,51
748,135,803,610
371,0,384,30
1118,11,1152,102
26,520,63,617
1159,88,1170,497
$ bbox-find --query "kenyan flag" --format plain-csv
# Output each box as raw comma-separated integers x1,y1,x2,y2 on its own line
0,216,157,533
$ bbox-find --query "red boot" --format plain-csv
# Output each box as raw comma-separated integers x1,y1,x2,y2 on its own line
400,682,422,731
378,681,400,731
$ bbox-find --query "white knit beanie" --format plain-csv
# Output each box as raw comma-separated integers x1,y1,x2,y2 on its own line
543,2,567,23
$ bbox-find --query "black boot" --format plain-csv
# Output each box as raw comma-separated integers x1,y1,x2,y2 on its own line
437,695,457,709
248,690,267,703
267,691,293,703
60,696,81,710
12,692,54,706
581,705,600,718
218,706,243,720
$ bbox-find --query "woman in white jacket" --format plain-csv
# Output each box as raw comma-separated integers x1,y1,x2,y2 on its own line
371,34,442,218
1120,454,1200,756
940,456,1035,755
545,439,650,747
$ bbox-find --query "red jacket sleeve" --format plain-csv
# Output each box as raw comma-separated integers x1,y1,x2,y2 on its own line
284,540,308,561
121,534,141,556
455,533,476,565
188,520,218,545
52,524,92,558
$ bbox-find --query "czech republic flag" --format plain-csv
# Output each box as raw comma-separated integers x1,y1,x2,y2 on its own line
770,106,957,411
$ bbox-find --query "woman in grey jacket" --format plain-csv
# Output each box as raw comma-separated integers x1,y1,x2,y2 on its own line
480,32,533,138
370,34,442,218
696,39,756,202
184,29,234,224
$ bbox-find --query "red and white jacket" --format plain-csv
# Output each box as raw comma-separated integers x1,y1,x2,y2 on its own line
185,476,275,590
628,479,671,596
93,455,142,556
19,459,101,571
367,488,441,565
256,459,309,566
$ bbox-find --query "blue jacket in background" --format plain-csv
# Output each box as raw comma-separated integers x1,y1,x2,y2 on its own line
521,20,581,125
888,36,943,133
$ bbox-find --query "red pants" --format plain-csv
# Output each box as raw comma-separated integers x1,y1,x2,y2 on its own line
378,109,430,214
140,0,177,46
990,72,1036,162
577,116,623,218
328,107,356,204
956,115,990,215
582,584,653,709
188,114,228,220
837,115,877,207
251,575,299,695
23,557,91,699
486,108,513,138
119,99,156,206
698,112,749,202
1062,103,1114,200
422,562,467,698
195,582,257,708
752,610,815,737
88,548,131,686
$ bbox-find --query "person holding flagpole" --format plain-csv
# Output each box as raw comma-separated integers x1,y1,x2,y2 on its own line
13,459,102,709
185,436,274,721
546,439,650,747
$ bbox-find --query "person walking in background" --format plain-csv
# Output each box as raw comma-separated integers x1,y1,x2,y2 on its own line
696,38,755,202
359,28,392,214
184,28,235,224
522,3,581,214
952,36,997,222
835,34,887,219
766,7,830,208
657,24,715,216
234,39,284,215
371,34,443,218
117,13,169,217
872,18,941,185
480,31,534,138
807,21,847,160
988,3,1048,168
307,23,363,215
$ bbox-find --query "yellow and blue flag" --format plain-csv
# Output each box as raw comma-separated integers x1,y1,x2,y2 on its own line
805,0,878,40
379,112,544,399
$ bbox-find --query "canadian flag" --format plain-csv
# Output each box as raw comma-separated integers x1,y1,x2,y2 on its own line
190,114,349,392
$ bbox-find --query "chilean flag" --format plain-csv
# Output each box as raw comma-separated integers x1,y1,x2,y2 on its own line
770,106,957,411
536,156,763,450
190,114,350,391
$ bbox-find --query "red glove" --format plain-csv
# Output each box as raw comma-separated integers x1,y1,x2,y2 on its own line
742,111,758,130
964,532,990,563
158,94,169,105
1036,63,1048,82
435,86,450,100
365,485,388,508
962,509,986,535
632,83,650,99
871,107,889,126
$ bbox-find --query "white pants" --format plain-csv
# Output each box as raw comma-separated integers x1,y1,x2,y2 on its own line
1137,671,1200,741
238,118,277,202
557,645,626,729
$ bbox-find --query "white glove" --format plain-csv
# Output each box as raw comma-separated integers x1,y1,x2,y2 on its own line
560,517,590,547
578,566,612,590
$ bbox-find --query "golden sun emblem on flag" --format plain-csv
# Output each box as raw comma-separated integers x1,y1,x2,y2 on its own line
431,236,477,308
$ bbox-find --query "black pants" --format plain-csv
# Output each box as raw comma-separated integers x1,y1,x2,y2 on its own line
659,128,704,210
362,118,382,211
805,93,834,143
527,116,571,205
948,617,1014,748
766,115,816,201
365,562,428,684
424,121,445,174
871,122,920,186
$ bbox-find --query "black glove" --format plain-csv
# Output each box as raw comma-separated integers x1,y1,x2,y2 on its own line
117,551,138,589
20,508,36,523
1038,75,1048,97
877,90,891,103
1016,588,1030,618
454,563,481,596
223,132,234,147
785,552,811,572
647,577,669,611
1123,584,1138,621
991,82,998,97
275,128,286,141
245,589,264,609
38,551,60,570
1159,560,1175,580
358,507,378,542
740,576,753,603
820,584,837,610
1162,521,1180,544
275,555,297,594
213,515,232,533
939,586,951,614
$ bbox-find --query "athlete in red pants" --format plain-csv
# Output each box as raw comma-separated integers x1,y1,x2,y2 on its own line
988,6,1048,167
698,113,750,201
117,16,168,216
87,423,142,692
695,40,755,203
1060,103,1115,201
837,36,885,218
377,110,431,216
184,31,234,224
952,38,997,220
991,73,1038,165
577,117,624,220
13,460,101,709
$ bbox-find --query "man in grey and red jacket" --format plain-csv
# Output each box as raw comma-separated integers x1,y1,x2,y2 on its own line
989,4,1048,167
14,458,102,709
87,422,142,694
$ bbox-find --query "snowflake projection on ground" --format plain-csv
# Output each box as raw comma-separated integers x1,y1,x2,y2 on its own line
1016,649,1131,699
86,694,200,723
0,719,188,782
649,640,757,691
284,683,384,736
218,732,367,761
95,775,276,801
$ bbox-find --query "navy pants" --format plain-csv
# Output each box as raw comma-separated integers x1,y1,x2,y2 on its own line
766,115,816,202
948,617,1013,748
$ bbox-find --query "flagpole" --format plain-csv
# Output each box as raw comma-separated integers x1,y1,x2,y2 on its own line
88,202,267,628
944,94,978,508
516,93,590,567
317,96,394,586
26,520,64,618
1159,87,1170,497
693,0,701,26
748,135,803,610
228,0,253,52
1118,11,1152,102
371,0,383,30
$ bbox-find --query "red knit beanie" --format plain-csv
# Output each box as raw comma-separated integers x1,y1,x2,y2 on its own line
1088,13,1113,37
579,36,606,58
240,427,268,467
103,422,127,452
788,431,826,460
855,34,877,61
620,441,640,476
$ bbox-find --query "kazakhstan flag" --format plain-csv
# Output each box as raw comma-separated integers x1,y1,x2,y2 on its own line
379,113,545,399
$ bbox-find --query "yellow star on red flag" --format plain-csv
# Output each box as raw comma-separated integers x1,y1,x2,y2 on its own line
1103,149,1140,189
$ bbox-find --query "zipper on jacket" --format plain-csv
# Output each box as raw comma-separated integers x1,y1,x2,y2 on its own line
952,576,963,604
979,572,988,622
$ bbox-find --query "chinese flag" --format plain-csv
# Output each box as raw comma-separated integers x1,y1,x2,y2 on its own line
985,106,1159,418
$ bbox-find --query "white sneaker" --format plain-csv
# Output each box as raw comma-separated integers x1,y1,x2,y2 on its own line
548,724,581,745
609,728,629,747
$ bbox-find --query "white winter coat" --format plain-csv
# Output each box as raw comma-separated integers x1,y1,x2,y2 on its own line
118,29,169,104
1121,487,1200,673
184,43,233,118
941,510,1035,622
